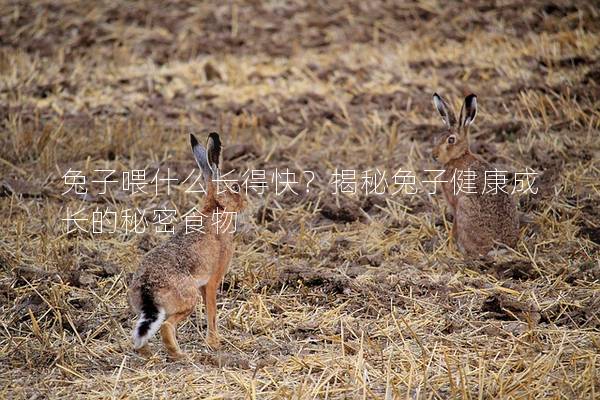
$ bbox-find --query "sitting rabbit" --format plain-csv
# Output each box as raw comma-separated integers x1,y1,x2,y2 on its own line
431,93,519,257
128,132,246,359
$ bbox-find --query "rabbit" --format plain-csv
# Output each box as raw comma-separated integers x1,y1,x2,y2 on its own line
127,132,246,359
431,93,519,257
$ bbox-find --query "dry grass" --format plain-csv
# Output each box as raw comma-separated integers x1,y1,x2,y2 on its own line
1,1,599,398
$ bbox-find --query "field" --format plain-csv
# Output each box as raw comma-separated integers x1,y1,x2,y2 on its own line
1,1,599,398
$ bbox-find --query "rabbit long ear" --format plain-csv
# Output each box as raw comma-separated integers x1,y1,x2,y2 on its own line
190,133,213,181
433,93,457,127
459,94,477,127
206,132,222,174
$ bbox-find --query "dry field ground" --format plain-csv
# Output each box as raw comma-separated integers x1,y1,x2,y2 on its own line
1,1,599,398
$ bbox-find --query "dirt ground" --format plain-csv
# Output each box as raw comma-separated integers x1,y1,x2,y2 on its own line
1,1,599,398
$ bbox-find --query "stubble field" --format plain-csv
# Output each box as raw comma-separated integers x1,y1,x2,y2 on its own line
1,1,599,398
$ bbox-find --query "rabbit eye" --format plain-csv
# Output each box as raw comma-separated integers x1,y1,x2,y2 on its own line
230,183,240,193
447,135,456,144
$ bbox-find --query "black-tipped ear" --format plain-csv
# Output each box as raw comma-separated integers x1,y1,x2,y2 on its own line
190,133,213,181
190,133,199,149
206,132,221,171
459,94,477,127
433,93,456,127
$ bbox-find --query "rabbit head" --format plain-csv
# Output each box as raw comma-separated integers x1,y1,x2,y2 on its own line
431,93,477,165
190,132,246,213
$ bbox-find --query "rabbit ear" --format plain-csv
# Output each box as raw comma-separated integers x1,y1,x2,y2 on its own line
206,132,222,174
459,94,477,127
433,93,457,127
190,133,213,181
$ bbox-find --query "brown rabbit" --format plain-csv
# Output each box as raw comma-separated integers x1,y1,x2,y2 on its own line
431,93,519,257
128,132,246,359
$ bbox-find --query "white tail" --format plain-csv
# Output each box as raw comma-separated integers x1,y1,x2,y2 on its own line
132,308,166,349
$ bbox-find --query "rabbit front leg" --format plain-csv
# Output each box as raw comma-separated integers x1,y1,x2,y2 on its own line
451,217,458,242
201,283,221,350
